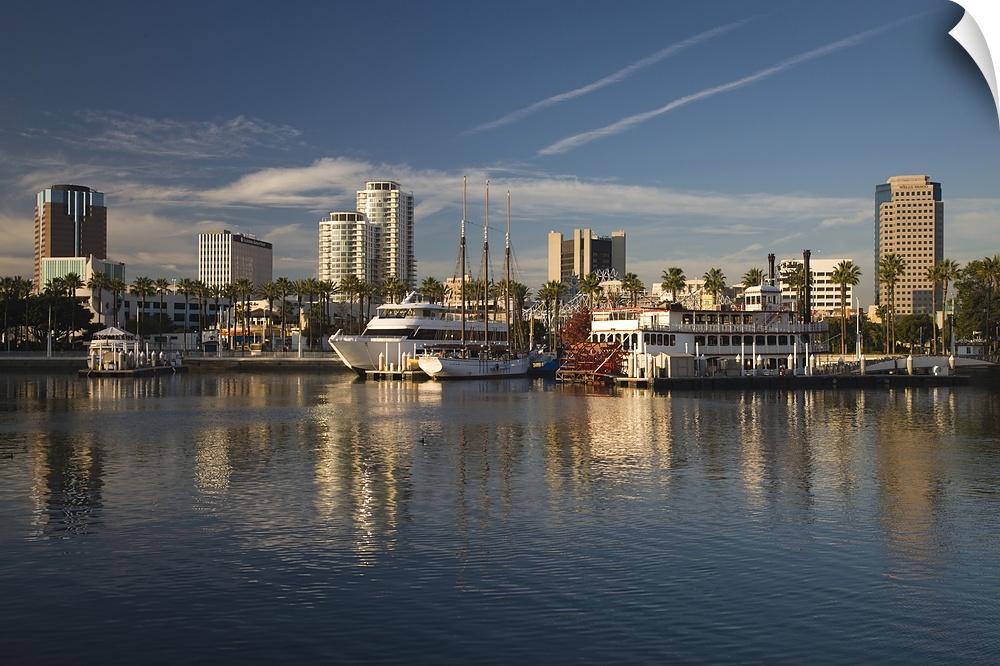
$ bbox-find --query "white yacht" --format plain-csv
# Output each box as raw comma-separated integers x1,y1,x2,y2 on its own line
329,292,505,375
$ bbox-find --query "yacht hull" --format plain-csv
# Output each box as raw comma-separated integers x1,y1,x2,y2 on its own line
418,354,531,379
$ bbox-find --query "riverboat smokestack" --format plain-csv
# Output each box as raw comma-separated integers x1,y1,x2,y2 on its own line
802,250,811,324
767,254,775,286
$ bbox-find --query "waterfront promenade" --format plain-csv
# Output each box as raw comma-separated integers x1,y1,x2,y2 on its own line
0,351,351,373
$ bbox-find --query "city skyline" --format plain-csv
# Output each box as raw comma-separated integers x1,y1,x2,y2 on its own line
2,1,999,307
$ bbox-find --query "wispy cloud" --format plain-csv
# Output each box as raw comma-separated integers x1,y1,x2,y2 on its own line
538,18,917,156
465,20,750,135
72,111,302,159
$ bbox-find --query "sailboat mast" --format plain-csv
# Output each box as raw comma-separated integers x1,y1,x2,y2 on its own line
483,181,490,344
460,177,467,346
505,191,511,351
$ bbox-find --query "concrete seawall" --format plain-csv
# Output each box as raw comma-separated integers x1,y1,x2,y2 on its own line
652,373,970,392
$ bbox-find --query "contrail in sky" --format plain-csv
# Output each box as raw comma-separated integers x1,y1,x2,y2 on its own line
464,20,750,135
538,17,921,156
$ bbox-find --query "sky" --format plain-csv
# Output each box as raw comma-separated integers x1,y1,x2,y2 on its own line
1,0,998,307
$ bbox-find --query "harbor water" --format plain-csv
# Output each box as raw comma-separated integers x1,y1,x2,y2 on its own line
1,371,998,664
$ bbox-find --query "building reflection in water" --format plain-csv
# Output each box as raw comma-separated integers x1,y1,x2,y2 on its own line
1,372,992,594
27,431,104,539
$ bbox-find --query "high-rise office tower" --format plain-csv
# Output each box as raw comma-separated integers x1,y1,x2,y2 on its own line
547,228,626,283
874,175,944,315
356,181,415,289
319,212,381,287
198,229,273,288
34,184,108,291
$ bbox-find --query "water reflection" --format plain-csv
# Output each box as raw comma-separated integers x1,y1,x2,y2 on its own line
26,432,104,538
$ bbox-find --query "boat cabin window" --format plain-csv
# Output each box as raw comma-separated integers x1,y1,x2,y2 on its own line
707,336,718,346
767,335,777,346
756,335,765,345
683,314,693,325
695,335,705,346
720,335,729,346
779,335,788,346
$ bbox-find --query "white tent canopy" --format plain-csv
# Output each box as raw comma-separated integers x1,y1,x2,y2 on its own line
91,326,136,340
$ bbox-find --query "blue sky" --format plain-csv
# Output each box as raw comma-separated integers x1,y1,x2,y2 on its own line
1,0,997,306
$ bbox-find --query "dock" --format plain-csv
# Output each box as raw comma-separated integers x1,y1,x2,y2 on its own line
79,365,189,378
364,368,427,381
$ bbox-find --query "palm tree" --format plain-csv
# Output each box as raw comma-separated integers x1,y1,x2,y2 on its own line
660,267,686,303
130,276,155,340
621,272,644,307
259,281,282,348
274,277,292,343
176,277,197,350
420,276,444,303
293,278,310,343
383,276,406,304
702,268,726,308
782,263,806,319
86,271,110,328
2,276,32,351
359,281,378,325
539,280,569,352
232,278,255,350
222,282,239,347
316,279,337,337
107,277,127,328
939,258,961,353
305,277,322,349
980,255,1000,354
831,260,862,356
741,267,763,288
338,274,361,333
44,277,67,345
194,280,210,337
154,278,172,337
925,262,947,355
878,253,906,353
62,272,85,349
578,273,603,308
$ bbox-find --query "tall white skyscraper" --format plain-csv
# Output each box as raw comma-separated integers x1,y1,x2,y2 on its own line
874,175,944,315
318,212,380,287
198,229,273,288
355,181,415,289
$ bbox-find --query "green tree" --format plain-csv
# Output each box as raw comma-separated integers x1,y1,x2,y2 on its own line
108,277,127,329
538,280,569,351
383,276,406,305
130,276,155,340
702,268,726,307
259,281,282,348
420,276,444,304
939,258,961,352
338,274,361,333
154,278,172,338
660,267,686,303
578,273,603,308
2,276,33,350
621,272,644,307
61,272,85,349
831,260,861,356
175,277,198,350
86,271,110,328
878,253,906,353
741,267,763,288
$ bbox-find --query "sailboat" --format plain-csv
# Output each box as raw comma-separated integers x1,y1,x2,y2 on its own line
417,181,531,379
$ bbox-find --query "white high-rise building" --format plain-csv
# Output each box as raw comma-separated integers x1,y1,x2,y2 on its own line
198,229,273,288
355,181,415,289
874,175,944,315
319,212,380,287
778,257,858,316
